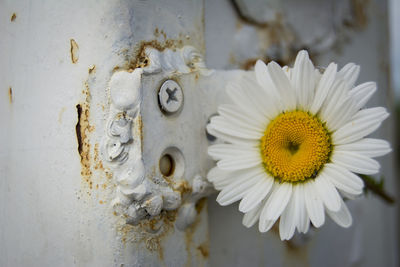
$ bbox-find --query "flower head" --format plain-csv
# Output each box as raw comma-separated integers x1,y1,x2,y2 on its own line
207,50,391,240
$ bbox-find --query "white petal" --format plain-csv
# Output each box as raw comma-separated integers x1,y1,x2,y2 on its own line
319,79,351,128
207,167,235,190
255,60,283,109
239,173,274,212
218,104,266,131
338,63,360,87
241,74,281,119
314,173,341,212
282,66,292,79
314,68,322,85
331,151,380,175
340,190,360,200
310,63,337,114
335,138,391,158
258,217,277,233
325,98,355,131
349,82,376,110
326,198,352,227
279,191,296,240
208,143,259,160
211,166,262,185
226,82,266,123
304,181,325,227
242,202,263,228
207,166,227,183
332,107,389,145
323,163,364,195
291,50,315,109
206,126,257,146
267,61,296,110
295,184,310,233
216,168,264,205
217,155,262,171
261,182,293,220
210,116,263,140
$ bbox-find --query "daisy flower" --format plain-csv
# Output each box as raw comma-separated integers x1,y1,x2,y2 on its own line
206,50,391,240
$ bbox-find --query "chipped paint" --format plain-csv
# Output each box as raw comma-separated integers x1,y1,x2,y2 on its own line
10,13,16,22
88,64,96,74
8,87,12,103
70,39,79,64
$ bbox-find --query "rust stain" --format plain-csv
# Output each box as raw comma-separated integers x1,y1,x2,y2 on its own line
137,115,143,153
153,28,167,40
195,198,207,215
184,211,202,267
93,143,104,171
176,180,193,196
184,198,208,266
58,107,66,123
197,242,209,258
346,0,369,29
241,58,258,70
126,39,184,70
118,210,177,261
70,39,79,64
154,28,160,37
75,83,93,190
10,13,16,22
283,240,310,267
8,87,12,103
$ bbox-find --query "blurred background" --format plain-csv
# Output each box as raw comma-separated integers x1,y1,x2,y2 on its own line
205,0,399,266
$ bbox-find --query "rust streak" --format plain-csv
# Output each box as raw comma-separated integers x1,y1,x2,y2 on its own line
10,13,16,22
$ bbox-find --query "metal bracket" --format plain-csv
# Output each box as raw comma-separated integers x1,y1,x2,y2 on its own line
102,46,246,230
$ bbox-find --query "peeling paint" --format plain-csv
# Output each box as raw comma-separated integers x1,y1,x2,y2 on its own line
70,39,79,64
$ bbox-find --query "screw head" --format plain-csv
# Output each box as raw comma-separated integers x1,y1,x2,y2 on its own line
158,80,183,114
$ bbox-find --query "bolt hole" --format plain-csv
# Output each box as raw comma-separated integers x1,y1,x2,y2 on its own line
159,147,185,179
159,154,175,177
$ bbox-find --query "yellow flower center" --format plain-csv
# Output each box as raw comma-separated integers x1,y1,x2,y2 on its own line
260,110,331,183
